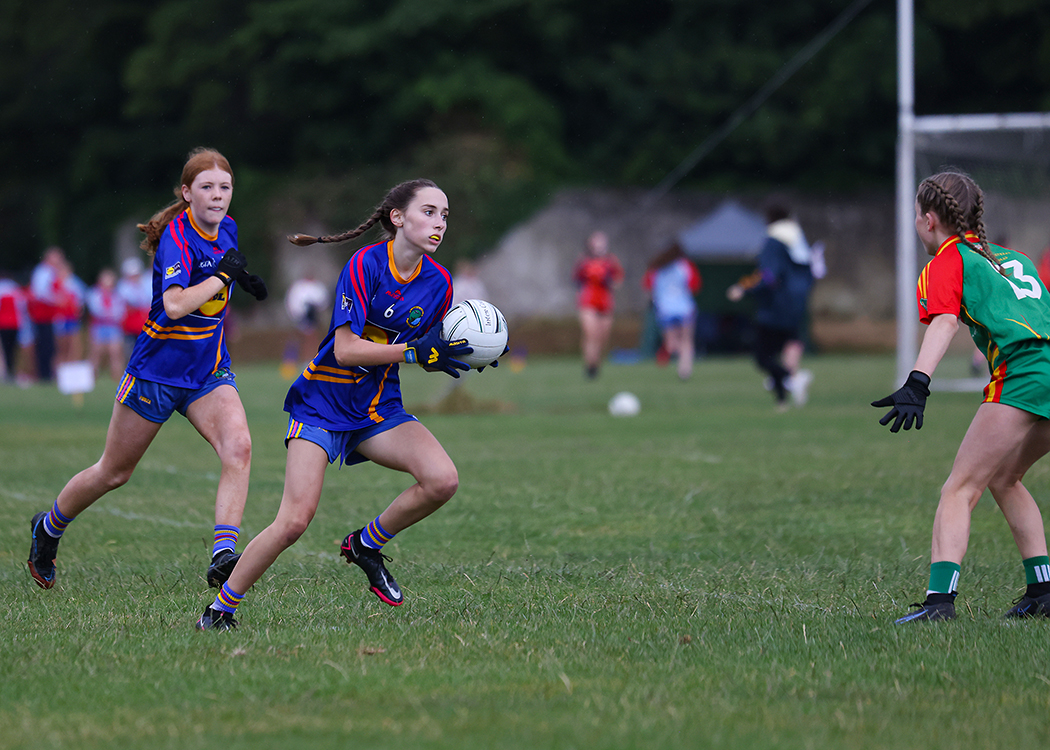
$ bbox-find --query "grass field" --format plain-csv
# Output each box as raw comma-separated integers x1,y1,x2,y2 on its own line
3,353,1050,749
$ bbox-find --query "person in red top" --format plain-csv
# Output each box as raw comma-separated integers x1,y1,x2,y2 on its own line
0,271,27,382
26,246,66,382
573,230,623,379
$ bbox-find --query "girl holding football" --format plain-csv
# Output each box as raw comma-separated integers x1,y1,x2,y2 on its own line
197,178,476,630
873,169,1050,623
27,147,268,592
573,230,623,379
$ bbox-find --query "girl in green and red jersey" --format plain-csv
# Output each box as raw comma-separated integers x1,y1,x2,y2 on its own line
873,169,1050,623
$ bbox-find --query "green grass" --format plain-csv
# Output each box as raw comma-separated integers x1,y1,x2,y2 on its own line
3,354,1050,749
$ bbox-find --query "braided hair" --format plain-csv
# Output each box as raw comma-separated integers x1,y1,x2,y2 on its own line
915,170,1003,275
288,178,440,247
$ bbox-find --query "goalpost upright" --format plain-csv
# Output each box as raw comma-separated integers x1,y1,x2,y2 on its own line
895,0,1050,387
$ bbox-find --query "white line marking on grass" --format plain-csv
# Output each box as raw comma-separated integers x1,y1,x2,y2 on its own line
93,506,204,528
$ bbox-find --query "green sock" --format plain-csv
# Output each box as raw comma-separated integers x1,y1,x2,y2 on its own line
1023,555,1050,586
927,561,960,594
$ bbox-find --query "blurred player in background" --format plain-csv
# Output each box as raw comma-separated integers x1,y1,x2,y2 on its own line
873,170,1050,623
643,242,701,381
26,147,268,592
197,178,475,630
573,230,623,379
727,203,815,410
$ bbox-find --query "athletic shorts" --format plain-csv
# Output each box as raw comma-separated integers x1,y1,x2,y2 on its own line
55,319,81,336
285,411,418,467
657,311,696,330
984,341,1050,419
115,369,238,424
91,323,122,344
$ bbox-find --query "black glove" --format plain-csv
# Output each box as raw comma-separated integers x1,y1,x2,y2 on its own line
477,345,510,373
236,269,268,301
213,249,247,285
872,370,931,432
404,327,472,378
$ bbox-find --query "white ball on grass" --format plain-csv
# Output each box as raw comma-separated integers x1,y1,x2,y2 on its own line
608,391,641,417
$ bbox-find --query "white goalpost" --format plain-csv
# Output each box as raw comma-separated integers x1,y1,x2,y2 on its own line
896,0,1050,389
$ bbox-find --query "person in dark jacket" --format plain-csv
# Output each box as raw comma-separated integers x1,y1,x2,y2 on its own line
727,203,815,409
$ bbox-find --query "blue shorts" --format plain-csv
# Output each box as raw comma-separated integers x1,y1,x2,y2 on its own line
657,311,696,330
91,323,122,344
285,411,418,467
116,369,238,424
55,319,81,336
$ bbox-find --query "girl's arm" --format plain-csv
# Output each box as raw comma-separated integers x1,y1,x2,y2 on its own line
333,324,409,368
912,313,960,378
162,277,228,320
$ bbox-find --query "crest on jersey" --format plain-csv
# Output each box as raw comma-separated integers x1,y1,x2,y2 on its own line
164,262,182,279
406,306,424,328
341,293,352,312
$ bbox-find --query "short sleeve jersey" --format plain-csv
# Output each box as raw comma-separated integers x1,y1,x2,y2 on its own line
917,234,1050,366
125,210,238,388
574,255,624,314
283,240,455,431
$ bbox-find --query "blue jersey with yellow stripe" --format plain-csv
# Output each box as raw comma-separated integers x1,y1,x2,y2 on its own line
284,240,454,431
125,209,238,388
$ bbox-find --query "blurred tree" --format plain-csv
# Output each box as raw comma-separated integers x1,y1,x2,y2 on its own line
0,0,1047,281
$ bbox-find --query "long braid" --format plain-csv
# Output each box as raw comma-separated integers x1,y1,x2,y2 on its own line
288,211,383,246
288,178,440,247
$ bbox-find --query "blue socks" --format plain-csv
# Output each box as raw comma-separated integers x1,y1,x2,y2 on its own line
359,517,395,550
212,525,239,558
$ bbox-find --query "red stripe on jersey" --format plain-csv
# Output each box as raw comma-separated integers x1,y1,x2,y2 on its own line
348,245,372,316
984,359,1007,404
424,255,455,320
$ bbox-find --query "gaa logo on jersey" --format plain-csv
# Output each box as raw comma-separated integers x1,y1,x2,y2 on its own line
406,306,424,328
164,262,182,279
341,293,352,312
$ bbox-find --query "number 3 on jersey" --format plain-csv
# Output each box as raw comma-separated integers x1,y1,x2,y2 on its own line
999,259,1042,301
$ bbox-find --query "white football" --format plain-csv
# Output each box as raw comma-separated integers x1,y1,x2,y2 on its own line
608,391,641,417
441,299,509,369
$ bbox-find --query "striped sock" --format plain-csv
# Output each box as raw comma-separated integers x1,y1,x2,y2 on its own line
43,502,73,538
1023,555,1050,597
359,517,395,550
212,525,239,558
212,582,245,614
927,561,961,595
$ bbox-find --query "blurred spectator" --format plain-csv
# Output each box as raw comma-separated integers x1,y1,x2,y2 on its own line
0,271,28,383
727,203,815,409
86,268,127,381
452,259,488,304
26,246,66,382
643,243,701,380
54,257,86,365
573,230,623,379
281,273,329,377
116,256,152,355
